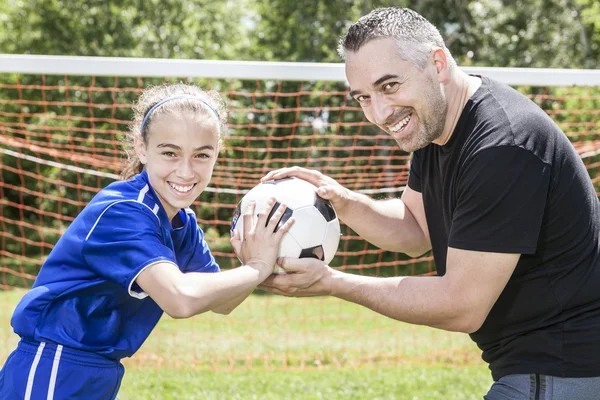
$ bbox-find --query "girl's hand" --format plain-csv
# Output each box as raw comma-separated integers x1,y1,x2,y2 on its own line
230,198,294,277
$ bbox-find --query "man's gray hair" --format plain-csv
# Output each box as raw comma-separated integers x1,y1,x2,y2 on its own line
338,7,453,69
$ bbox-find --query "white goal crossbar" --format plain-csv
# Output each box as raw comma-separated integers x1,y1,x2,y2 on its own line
1,54,600,87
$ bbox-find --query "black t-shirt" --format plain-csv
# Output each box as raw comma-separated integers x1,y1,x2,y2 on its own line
408,76,600,380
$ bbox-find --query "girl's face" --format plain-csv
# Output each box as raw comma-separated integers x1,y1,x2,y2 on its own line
135,112,220,221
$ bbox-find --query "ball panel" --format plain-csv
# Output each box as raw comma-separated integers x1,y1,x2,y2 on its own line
267,202,294,233
314,195,337,222
232,200,294,240
266,177,317,209
286,206,327,248
240,183,277,215
230,200,242,236
322,219,341,264
231,208,245,239
299,245,325,261
275,234,303,274
232,188,275,241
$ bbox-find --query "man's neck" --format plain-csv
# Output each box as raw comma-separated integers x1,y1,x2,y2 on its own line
433,71,481,146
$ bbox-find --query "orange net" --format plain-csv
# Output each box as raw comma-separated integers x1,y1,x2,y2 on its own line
1,72,599,370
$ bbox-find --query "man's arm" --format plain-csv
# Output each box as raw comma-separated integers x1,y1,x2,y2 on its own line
261,167,431,257
261,248,519,333
340,185,430,257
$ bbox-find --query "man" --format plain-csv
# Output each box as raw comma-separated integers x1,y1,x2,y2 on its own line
257,7,600,399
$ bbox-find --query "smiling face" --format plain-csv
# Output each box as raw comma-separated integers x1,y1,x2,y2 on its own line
135,112,220,220
345,37,448,152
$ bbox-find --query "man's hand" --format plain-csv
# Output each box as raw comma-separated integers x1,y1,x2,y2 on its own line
258,257,335,297
261,167,353,216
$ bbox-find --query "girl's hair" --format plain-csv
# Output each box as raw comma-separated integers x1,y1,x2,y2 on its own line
121,83,227,180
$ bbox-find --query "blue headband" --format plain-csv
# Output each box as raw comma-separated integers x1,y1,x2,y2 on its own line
140,95,220,133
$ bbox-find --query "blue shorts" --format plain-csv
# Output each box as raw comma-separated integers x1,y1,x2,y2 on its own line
0,339,123,400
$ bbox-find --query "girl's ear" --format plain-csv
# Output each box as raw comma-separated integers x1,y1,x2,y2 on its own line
134,135,148,165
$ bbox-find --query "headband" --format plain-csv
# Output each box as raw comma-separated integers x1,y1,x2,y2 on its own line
140,95,220,133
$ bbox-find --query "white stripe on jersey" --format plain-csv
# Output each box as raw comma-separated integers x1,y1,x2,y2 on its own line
85,200,160,241
47,344,63,400
86,184,159,240
24,342,46,400
137,184,150,203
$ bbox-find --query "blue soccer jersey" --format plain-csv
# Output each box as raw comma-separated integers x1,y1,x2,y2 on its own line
10,170,220,360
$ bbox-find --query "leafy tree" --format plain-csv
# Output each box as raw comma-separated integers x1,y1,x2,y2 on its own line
0,0,254,59
465,0,599,68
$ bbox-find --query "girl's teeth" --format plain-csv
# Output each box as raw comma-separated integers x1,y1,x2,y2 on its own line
170,183,194,193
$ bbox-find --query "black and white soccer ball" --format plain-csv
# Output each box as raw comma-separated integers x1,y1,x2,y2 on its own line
231,177,341,274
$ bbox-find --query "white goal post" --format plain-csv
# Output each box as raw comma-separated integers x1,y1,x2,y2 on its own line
1,54,600,86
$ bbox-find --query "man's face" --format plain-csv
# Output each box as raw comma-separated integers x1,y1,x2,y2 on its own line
136,112,220,220
345,37,448,152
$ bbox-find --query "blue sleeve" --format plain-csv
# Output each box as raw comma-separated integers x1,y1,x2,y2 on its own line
81,200,177,297
186,226,220,273
177,210,220,273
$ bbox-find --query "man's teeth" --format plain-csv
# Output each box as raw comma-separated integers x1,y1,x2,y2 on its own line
390,114,412,132
169,183,194,193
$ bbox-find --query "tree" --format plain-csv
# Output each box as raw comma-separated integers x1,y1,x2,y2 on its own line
464,0,599,68
0,0,254,60
251,0,599,67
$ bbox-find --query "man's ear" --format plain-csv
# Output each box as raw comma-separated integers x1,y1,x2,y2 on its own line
134,135,147,165
431,47,450,84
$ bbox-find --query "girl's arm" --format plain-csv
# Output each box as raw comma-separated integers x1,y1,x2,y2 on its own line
136,199,293,318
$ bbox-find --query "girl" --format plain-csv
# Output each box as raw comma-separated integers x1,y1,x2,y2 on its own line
0,83,291,399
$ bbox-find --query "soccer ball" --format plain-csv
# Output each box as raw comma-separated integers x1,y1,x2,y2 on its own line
231,177,341,274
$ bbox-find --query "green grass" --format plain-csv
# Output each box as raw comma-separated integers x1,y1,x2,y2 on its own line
0,289,492,399
120,366,491,399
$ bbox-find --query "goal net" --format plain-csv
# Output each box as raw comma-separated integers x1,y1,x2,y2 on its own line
1,55,599,369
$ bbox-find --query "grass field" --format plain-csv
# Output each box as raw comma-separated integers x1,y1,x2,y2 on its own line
0,289,492,399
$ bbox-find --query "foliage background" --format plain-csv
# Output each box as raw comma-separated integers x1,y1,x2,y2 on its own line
1,0,598,283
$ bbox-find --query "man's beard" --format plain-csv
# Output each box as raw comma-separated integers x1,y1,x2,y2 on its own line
394,85,448,153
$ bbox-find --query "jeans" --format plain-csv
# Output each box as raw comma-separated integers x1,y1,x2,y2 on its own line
484,373,600,400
